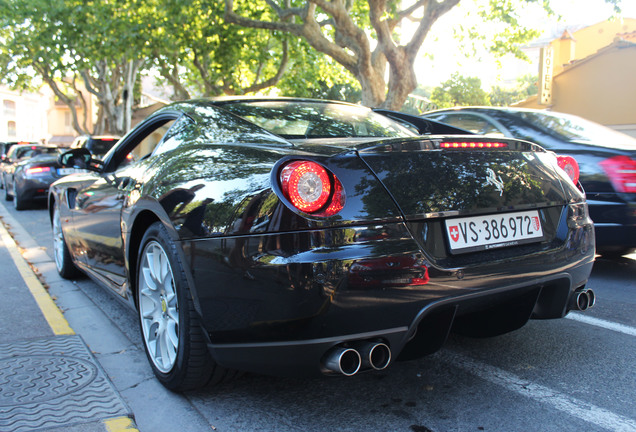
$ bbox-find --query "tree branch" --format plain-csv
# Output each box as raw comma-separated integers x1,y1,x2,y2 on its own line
405,0,460,61
33,63,89,135
224,0,302,33
243,38,289,94
192,50,221,96
70,74,92,134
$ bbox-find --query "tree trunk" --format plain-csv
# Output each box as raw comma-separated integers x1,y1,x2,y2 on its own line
357,67,387,108
382,55,418,110
82,59,142,136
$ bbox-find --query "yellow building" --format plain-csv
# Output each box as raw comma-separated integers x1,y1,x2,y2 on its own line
515,19,636,138
43,85,95,147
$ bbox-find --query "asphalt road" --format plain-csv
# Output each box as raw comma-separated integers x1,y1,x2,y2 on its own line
3,200,635,432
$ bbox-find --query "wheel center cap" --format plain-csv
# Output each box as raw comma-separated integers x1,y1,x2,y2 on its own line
161,298,167,313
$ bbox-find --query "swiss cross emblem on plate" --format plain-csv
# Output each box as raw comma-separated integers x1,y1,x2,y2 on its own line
449,225,459,242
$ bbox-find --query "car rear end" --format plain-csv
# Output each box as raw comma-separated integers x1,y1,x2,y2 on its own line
427,107,636,255
15,154,71,203
202,135,594,377
586,148,636,254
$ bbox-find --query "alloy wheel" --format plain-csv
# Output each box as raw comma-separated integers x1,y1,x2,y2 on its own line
138,241,179,373
52,208,65,272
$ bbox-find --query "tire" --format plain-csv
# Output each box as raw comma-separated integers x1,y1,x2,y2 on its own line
52,204,81,279
13,183,27,210
136,222,233,391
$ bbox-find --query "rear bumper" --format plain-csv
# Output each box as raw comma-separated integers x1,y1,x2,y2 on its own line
593,224,636,249
16,177,55,201
208,272,586,377
182,204,594,376
587,197,636,248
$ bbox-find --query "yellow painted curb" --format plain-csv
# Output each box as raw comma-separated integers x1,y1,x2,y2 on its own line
104,416,140,432
0,221,74,336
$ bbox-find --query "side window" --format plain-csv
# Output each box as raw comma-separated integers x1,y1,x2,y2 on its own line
129,120,175,161
441,114,504,137
109,118,178,172
152,115,193,156
495,116,553,148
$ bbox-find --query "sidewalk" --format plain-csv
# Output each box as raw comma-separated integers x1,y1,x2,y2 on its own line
0,215,138,432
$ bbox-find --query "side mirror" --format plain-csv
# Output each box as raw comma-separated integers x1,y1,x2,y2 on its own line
59,148,101,172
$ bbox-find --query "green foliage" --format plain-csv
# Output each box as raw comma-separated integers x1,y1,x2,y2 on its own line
430,73,538,109
489,74,538,106
400,85,433,114
430,73,491,108
1,0,626,120
143,0,337,99
276,51,361,102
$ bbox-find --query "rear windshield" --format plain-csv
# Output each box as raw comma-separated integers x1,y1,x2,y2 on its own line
220,101,417,139
517,111,636,143
14,146,59,159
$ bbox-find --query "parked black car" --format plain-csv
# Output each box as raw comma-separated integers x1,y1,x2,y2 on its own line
0,141,38,187
422,107,636,257
70,135,120,159
1,144,65,209
49,98,595,391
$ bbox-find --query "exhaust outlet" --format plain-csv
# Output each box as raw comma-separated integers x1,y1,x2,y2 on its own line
357,342,392,371
585,289,595,308
571,288,595,311
323,347,361,376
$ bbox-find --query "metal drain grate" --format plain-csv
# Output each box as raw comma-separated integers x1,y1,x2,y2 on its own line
0,335,132,432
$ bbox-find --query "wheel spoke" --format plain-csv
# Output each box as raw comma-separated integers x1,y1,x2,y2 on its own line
52,209,65,272
141,267,158,291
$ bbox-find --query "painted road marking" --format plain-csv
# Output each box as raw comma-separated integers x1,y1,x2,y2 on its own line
444,351,636,432
566,313,636,337
104,416,140,432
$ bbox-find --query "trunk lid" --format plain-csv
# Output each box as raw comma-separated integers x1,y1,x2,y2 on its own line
357,137,570,221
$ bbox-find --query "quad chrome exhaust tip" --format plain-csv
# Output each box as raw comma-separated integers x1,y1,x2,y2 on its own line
323,346,361,376
357,342,392,371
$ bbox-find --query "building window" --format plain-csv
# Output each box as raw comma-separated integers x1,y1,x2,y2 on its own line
7,121,17,137
3,100,16,117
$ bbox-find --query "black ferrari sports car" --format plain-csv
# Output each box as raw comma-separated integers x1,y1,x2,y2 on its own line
49,98,596,391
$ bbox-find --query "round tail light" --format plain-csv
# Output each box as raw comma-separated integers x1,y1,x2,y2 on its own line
557,155,580,185
280,160,344,216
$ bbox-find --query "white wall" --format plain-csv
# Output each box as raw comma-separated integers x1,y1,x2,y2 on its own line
0,86,48,142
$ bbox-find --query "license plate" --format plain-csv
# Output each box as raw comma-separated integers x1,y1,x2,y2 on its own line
445,210,544,254
58,168,88,175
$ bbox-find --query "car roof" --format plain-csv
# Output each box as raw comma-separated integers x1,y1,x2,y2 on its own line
423,106,550,116
89,135,120,140
205,96,361,108
10,144,57,150
74,135,121,140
